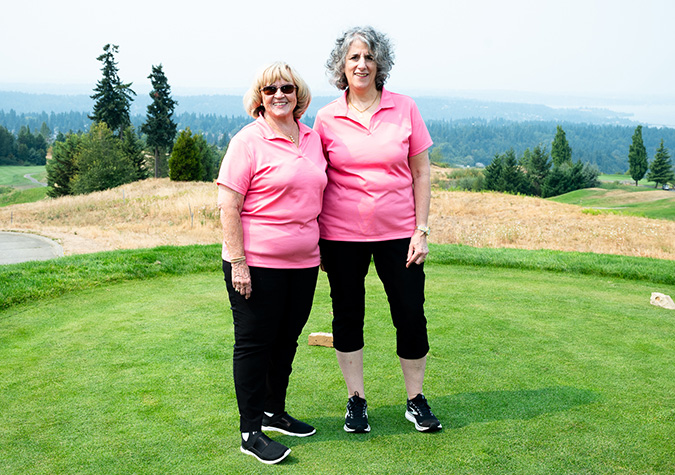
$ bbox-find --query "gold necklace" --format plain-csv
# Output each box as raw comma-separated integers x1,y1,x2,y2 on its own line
265,117,298,145
349,92,380,114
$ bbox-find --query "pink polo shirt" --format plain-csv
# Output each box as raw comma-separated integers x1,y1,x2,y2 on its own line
313,88,433,241
217,116,327,268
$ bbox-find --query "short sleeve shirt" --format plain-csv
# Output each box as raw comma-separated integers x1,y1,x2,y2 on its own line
313,88,433,241
217,116,327,268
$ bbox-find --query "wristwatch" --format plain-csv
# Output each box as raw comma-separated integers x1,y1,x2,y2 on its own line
415,225,431,236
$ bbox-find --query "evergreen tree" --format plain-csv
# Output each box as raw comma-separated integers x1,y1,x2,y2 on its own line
46,133,81,197
628,125,648,186
141,64,178,178
71,122,137,195
521,144,551,197
541,164,570,198
483,149,528,194
499,149,528,194
169,129,201,181
39,122,52,141
16,126,47,165
121,126,148,180
541,160,599,198
194,133,220,181
483,153,504,191
0,126,16,164
551,125,572,167
647,139,674,188
90,44,136,138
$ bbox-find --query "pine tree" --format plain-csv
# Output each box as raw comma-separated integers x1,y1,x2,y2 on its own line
90,44,136,138
628,125,649,186
141,64,178,178
169,129,201,181
121,126,148,180
521,144,551,196
647,139,674,188
499,149,527,194
46,133,81,197
483,153,504,191
551,125,572,167
0,126,15,163
483,150,527,194
194,133,220,181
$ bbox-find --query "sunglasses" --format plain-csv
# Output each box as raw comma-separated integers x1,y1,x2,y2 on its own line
261,84,296,96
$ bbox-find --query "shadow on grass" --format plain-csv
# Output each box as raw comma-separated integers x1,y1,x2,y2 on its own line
433,386,600,429
282,386,599,446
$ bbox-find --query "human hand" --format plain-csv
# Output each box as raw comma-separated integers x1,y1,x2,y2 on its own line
231,262,252,299
406,232,429,268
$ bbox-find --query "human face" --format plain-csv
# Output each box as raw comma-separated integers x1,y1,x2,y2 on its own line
344,39,377,93
261,79,297,120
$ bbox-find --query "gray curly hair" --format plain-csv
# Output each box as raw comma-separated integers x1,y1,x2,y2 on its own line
325,26,395,91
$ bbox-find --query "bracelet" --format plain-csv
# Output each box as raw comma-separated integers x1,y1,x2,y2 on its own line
230,256,246,264
415,225,431,236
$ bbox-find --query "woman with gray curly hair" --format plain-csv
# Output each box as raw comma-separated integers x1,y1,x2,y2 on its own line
314,26,442,434
217,61,327,464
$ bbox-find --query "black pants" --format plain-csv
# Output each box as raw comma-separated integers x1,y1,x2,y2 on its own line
319,238,429,360
223,261,319,432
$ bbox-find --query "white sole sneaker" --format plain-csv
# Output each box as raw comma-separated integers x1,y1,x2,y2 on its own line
240,446,291,465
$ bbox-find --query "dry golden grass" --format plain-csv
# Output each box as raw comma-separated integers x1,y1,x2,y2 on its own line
430,191,675,260
1,178,674,260
0,179,222,255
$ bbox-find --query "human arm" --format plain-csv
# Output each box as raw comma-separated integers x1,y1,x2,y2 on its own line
218,184,252,299
406,149,431,268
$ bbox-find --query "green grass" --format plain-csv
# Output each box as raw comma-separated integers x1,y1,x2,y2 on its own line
1,244,675,473
549,186,675,221
0,165,47,187
0,186,49,207
0,165,49,207
3,244,674,312
597,173,659,186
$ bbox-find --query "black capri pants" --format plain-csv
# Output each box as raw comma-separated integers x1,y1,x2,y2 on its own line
319,238,429,360
223,261,319,433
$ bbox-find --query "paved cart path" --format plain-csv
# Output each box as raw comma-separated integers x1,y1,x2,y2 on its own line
0,232,63,265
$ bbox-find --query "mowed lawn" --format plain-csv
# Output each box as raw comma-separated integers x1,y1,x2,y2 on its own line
0,165,47,187
0,166,48,207
549,185,675,221
1,247,674,474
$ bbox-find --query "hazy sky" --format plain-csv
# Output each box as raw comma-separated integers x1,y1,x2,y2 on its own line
2,0,674,99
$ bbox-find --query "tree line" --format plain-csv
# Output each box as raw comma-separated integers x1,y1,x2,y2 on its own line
0,125,48,166
442,124,673,197
0,111,250,149
44,45,221,197
425,119,675,174
481,125,601,197
4,109,674,179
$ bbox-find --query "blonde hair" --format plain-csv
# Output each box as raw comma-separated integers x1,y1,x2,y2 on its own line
243,62,311,119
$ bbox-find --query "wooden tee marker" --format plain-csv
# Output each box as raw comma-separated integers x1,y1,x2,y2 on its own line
308,332,334,348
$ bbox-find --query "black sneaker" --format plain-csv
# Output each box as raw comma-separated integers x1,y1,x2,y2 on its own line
344,393,370,433
262,411,316,437
405,393,442,432
240,431,291,465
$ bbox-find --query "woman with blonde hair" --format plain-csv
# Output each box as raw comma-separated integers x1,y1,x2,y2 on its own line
217,61,327,464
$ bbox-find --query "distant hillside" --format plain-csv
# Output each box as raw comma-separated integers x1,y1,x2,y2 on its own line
0,90,636,125
4,90,674,174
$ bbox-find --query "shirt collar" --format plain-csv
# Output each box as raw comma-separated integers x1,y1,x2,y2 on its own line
256,114,312,141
